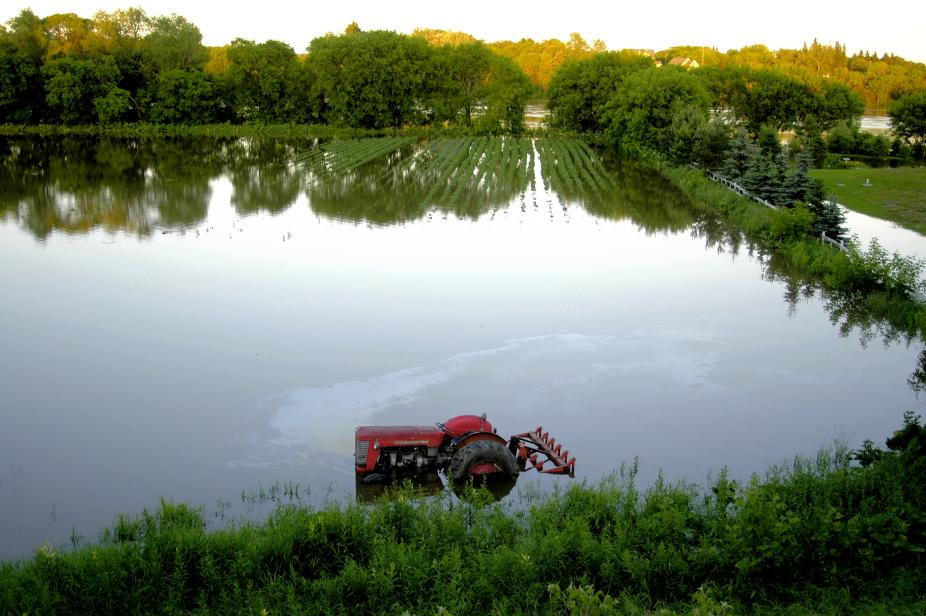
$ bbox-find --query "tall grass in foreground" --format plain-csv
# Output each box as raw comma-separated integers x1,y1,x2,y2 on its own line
1,416,924,615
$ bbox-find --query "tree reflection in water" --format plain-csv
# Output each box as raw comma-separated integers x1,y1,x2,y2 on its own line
1,134,922,380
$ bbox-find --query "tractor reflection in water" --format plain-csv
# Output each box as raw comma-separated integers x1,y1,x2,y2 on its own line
354,413,575,502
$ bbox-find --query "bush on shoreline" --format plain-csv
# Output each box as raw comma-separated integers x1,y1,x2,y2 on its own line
657,161,926,340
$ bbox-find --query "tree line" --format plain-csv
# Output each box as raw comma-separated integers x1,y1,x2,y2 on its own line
544,54,852,239
657,41,926,110
421,33,926,107
6,7,926,130
0,10,532,132
547,50,926,233
462,35,926,109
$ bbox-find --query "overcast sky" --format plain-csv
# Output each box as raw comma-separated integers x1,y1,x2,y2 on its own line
4,0,924,63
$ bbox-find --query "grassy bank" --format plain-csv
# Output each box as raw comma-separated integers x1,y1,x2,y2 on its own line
658,162,926,341
811,167,926,235
1,415,925,615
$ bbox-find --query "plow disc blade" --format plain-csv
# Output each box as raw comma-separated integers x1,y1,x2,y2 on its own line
511,426,576,476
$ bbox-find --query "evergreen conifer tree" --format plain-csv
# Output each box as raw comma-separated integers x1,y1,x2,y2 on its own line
740,148,765,195
722,128,751,181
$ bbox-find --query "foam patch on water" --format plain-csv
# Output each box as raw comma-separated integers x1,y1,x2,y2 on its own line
231,329,725,469
264,338,524,450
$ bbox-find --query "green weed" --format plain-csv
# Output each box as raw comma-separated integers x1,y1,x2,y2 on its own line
3,418,924,614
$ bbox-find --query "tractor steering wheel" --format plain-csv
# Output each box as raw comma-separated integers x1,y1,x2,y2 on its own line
436,421,448,433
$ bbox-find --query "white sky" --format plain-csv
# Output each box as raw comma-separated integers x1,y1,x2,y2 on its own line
4,1,925,63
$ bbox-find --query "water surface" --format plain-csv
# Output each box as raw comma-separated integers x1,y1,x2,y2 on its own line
0,136,921,560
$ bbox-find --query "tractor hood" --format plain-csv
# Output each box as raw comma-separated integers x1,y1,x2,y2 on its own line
355,425,445,448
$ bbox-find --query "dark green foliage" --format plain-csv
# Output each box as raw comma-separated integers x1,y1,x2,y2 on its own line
826,121,856,153
224,39,305,123
1,10,534,133
713,126,844,239
699,66,864,134
2,418,925,614
808,197,846,240
42,55,122,124
0,39,41,122
825,121,892,158
425,42,494,126
812,80,866,130
547,52,653,133
667,103,731,167
308,30,432,129
603,67,712,156
756,123,781,157
722,128,751,180
140,14,208,72
890,91,926,139
147,69,222,124
889,91,926,158
691,116,732,170
708,67,813,133
474,55,533,136
824,238,926,298
303,30,531,133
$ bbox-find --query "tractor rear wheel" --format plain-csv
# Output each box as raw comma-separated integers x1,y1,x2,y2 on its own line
449,439,518,481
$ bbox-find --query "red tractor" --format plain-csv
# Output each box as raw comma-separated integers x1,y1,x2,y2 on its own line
355,413,575,482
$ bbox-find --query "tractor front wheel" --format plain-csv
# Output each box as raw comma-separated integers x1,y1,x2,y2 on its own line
449,439,518,481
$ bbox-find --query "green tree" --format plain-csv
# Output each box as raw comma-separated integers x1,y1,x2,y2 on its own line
42,12,90,59
141,14,207,72
5,9,47,63
93,85,131,123
756,123,781,157
603,66,712,155
548,51,653,133
811,80,864,129
85,8,148,57
475,54,533,135
225,39,301,122
726,44,776,68
740,147,769,197
148,68,220,124
426,42,494,126
825,121,857,153
0,39,41,122
722,128,752,180
667,103,729,167
42,55,120,123
730,68,814,133
308,30,431,129
890,90,926,156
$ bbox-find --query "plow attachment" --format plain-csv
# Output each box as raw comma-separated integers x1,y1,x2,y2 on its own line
511,426,576,476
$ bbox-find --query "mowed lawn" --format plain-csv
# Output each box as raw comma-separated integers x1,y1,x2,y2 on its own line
811,167,926,235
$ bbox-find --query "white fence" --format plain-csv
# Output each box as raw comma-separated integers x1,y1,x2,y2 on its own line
701,169,851,253
705,170,779,210
820,231,850,253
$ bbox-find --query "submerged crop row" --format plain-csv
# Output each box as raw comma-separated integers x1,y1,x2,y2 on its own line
535,138,616,200
294,136,417,177
2,415,925,615
298,136,546,222
295,135,647,225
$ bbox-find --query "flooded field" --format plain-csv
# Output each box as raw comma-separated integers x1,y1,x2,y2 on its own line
0,136,921,560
